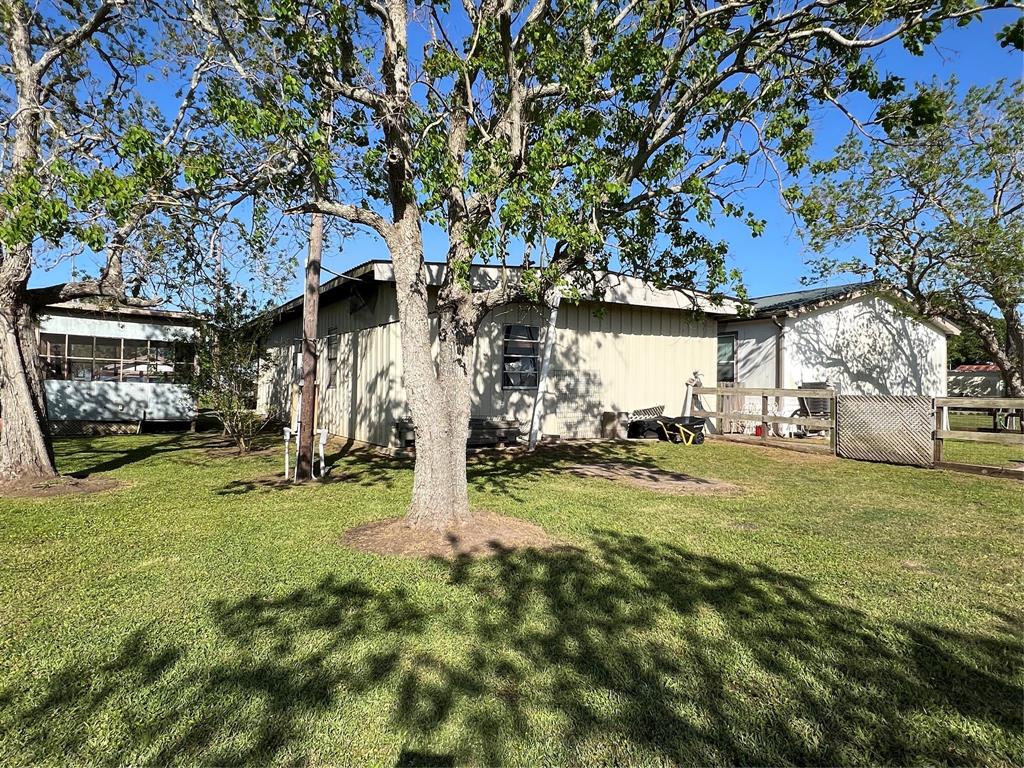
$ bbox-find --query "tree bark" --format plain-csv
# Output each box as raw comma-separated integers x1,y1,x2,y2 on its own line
0,1,58,482
388,225,476,530
0,291,57,482
295,209,324,482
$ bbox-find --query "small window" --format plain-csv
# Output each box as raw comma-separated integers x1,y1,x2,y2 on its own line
41,333,66,358
122,340,149,382
68,335,93,359
67,359,94,382
717,334,737,384
94,337,122,361
502,325,540,389
42,357,65,380
326,331,340,389
39,333,66,380
149,340,173,362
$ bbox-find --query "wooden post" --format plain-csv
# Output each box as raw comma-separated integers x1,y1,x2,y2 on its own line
933,404,944,465
761,394,769,443
295,212,324,482
829,395,837,455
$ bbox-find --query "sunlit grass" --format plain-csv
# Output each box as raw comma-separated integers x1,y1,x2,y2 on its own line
0,434,1020,766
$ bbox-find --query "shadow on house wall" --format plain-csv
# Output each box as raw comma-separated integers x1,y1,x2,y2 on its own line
1,530,1019,765
789,299,945,396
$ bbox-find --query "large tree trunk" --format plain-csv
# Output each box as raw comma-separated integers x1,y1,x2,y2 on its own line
389,227,475,530
377,0,475,530
1,0,58,482
404,301,476,530
0,289,58,482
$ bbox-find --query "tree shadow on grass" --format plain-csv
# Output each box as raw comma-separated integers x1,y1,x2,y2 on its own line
56,434,198,478
214,445,414,496
466,442,664,503
3,531,1020,765
212,440,662,499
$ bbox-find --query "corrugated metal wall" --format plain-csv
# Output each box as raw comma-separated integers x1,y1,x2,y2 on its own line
258,285,719,447
473,301,718,438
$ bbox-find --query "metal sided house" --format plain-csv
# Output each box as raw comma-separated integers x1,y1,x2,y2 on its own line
716,282,958,420
256,260,742,449
35,300,198,434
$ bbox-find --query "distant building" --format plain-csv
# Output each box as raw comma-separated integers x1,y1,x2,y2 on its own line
948,364,1005,397
952,363,999,372
36,300,197,434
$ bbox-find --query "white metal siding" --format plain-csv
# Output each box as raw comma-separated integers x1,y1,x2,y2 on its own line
258,285,720,446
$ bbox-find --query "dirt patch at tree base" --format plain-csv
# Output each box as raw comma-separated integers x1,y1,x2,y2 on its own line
565,462,738,494
343,511,563,559
1,475,121,499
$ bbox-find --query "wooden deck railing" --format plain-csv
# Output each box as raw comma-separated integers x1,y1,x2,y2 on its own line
692,386,836,453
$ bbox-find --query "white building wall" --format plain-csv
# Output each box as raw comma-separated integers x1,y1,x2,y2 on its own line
717,295,949,432
783,295,948,397
473,301,718,439
40,312,192,341
947,372,1003,397
720,318,777,389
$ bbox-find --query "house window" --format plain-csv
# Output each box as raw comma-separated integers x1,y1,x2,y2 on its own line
502,324,540,389
39,333,66,380
38,334,192,384
326,330,339,389
94,337,122,381
717,333,737,384
121,339,149,382
67,335,95,382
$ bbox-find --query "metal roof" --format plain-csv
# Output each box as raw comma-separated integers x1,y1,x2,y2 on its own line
749,281,875,315
267,258,742,322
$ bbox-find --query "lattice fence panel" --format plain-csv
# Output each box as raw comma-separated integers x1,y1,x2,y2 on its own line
836,395,934,467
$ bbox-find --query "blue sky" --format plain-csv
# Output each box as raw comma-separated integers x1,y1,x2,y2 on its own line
30,11,1023,302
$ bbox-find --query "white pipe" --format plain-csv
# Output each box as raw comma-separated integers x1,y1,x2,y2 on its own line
528,289,561,451
312,428,328,479
283,427,291,478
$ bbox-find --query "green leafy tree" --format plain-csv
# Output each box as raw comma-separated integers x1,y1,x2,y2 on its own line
203,0,1020,528
0,0,283,482
792,80,1024,396
188,283,274,454
947,318,1008,369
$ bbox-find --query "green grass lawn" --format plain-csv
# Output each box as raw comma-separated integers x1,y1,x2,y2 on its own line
943,412,1024,467
943,439,1024,468
1,434,1021,766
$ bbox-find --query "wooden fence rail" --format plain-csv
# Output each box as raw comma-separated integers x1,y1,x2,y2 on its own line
691,386,836,454
933,397,1024,480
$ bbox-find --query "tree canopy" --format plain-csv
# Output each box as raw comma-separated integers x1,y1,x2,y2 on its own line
792,79,1023,394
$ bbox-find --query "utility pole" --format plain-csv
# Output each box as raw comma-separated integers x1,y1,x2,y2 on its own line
295,210,323,482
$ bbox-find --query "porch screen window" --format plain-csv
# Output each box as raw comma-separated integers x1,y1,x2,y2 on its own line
717,334,737,383
38,334,192,383
502,324,540,389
